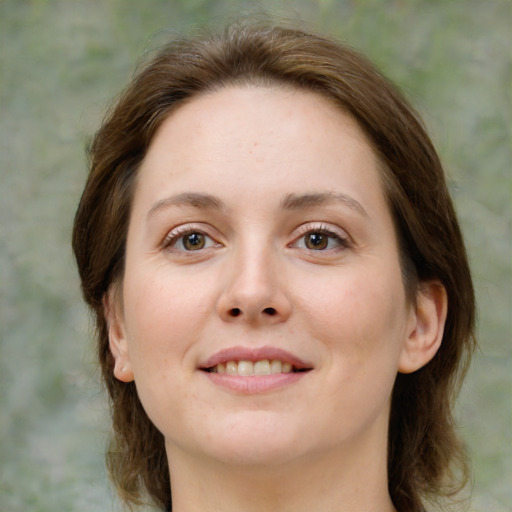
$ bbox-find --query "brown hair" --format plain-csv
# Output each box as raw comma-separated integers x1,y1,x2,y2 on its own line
72,19,476,512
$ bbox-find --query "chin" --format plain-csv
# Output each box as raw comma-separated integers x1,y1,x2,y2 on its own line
210,441,304,469
194,410,310,467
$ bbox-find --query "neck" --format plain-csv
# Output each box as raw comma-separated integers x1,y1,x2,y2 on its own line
166,431,396,512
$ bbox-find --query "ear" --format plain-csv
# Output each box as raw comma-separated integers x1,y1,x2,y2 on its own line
399,281,448,374
103,288,135,383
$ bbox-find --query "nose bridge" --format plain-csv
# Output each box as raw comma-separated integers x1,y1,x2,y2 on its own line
216,232,290,324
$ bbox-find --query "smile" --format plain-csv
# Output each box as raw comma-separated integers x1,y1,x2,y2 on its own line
199,346,313,392
204,359,310,376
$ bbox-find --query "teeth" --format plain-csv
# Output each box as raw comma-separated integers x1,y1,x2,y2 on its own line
226,361,237,375
210,359,296,376
238,360,253,376
254,360,270,375
270,359,282,374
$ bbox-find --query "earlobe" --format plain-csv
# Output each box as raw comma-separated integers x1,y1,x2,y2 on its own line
103,289,135,383
399,281,448,374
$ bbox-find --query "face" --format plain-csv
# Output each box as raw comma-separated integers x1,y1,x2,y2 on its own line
108,86,424,470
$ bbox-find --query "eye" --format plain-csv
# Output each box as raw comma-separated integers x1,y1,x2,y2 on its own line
292,226,349,252
303,232,330,250
163,227,218,252
178,232,210,251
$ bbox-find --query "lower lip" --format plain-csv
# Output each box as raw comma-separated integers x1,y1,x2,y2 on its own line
203,371,308,394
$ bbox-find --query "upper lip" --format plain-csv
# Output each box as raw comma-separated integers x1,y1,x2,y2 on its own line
199,346,313,370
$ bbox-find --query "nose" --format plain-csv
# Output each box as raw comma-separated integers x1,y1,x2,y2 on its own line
216,246,292,325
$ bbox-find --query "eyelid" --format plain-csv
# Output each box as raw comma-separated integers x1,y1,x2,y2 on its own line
161,223,222,251
290,222,351,250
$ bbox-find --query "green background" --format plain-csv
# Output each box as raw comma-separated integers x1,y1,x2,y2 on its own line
1,0,510,510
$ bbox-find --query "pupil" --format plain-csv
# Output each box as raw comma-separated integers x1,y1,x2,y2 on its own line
306,233,327,250
184,233,205,250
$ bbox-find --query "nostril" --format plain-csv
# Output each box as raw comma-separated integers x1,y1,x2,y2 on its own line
229,308,242,317
263,307,277,316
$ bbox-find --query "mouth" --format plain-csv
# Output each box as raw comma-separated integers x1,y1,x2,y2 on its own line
199,346,313,377
202,359,311,376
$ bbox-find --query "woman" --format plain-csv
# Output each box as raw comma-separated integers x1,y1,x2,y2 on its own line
72,20,476,512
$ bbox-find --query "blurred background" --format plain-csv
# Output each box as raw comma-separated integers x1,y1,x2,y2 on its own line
0,0,510,510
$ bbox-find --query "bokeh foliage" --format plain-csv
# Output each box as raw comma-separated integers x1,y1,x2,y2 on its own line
1,1,510,510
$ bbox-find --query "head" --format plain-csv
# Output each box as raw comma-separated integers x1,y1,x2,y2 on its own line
73,20,475,512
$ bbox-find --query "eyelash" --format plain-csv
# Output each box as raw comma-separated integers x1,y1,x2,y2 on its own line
161,223,350,254
291,224,350,252
161,225,219,253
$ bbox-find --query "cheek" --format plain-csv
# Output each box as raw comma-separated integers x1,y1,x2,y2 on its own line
122,269,210,370
267,268,405,446
297,261,407,366
120,270,210,430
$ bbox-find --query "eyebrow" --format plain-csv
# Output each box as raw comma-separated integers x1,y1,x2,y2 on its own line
147,192,225,218
147,190,368,219
280,192,368,216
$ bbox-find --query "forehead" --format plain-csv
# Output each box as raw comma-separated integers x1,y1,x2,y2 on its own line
132,85,390,224
155,86,371,150
142,86,378,180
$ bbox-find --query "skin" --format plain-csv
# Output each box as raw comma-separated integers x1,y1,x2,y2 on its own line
106,86,447,512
